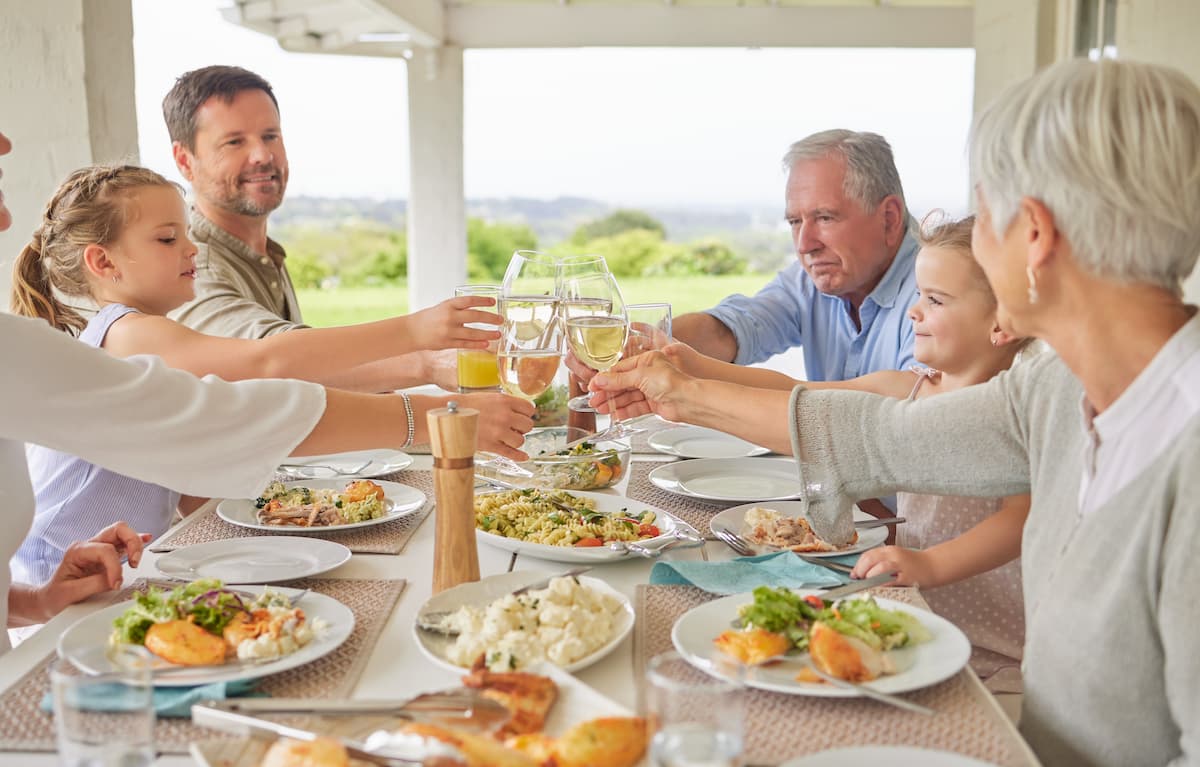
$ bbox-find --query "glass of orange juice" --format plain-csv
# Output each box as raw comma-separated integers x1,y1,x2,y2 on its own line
455,285,502,392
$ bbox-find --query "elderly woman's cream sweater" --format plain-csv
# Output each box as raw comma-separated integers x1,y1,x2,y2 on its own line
790,315,1200,767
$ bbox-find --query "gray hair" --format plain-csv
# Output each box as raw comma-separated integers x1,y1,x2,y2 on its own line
970,58,1200,293
782,130,909,220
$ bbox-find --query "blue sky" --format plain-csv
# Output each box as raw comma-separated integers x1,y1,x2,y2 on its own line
132,0,974,213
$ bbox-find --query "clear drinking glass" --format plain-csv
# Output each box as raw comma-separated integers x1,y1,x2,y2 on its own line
645,651,745,767
561,271,628,413
51,645,154,767
624,302,673,357
496,295,563,402
454,284,502,392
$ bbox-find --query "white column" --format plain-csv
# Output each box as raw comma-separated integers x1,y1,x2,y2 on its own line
972,0,1061,116
0,0,138,303
406,45,467,311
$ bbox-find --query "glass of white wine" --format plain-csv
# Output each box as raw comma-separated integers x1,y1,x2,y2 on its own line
496,295,563,401
561,271,628,413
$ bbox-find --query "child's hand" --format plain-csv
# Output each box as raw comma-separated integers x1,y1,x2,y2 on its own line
409,296,501,351
852,545,938,588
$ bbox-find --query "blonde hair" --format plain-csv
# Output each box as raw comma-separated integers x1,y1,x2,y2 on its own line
971,58,1200,293
917,212,1034,354
11,165,177,334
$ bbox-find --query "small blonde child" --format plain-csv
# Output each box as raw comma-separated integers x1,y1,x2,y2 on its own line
9,164,534,583
596,214,1031,691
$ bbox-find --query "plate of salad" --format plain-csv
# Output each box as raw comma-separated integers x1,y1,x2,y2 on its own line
671,586,970,697
57,579,354,687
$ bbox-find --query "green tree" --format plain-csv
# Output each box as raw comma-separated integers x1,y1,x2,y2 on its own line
286,250,333,289
278,220,407,287
645,237,748,277
467,218,538,280
557,229,668,277
570,209,666,244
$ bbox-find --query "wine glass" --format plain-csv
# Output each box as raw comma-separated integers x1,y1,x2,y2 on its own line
561,271,627,413
496,295,563,402
502,250,559,299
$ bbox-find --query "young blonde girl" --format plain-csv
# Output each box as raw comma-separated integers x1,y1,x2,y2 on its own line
10,164,534,583
591,214,1031,691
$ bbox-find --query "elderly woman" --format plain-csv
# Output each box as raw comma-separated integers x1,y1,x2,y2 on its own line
590,58,1199,766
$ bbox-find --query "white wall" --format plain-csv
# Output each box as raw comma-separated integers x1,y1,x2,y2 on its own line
0,0,138,306
1114,0,1200,303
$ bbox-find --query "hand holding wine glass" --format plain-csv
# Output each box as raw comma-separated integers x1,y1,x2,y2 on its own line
561,271,628,414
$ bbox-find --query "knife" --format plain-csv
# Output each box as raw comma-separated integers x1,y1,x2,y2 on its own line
817,572,895,600
415,567,593,633
205,689,510,730
191,703,427,766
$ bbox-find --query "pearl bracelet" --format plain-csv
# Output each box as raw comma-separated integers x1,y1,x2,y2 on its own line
399,392,415,449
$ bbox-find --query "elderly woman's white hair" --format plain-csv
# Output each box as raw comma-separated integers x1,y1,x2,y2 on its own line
970,58,1200,294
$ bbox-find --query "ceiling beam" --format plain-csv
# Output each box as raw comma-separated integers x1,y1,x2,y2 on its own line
445,5,973,48
368,0,446,47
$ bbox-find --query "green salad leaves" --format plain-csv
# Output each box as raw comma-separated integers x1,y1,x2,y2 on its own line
736,586,931,652
111,578,249,645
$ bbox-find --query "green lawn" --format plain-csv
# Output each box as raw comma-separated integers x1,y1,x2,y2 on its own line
297,274,775,327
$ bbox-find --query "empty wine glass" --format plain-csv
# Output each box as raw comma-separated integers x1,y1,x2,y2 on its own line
502,250,559,299
561,271,628,413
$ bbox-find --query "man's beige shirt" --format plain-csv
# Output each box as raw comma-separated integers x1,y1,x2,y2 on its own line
169,207,307,338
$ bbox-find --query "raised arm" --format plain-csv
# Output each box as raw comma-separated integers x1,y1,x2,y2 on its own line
102,296,499,391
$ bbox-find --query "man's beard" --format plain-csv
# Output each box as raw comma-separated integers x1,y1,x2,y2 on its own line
207,168,286,217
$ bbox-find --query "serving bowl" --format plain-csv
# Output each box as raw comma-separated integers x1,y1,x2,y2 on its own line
478,426,632,491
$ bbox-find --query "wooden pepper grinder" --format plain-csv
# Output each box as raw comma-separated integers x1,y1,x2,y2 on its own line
428,401,481,594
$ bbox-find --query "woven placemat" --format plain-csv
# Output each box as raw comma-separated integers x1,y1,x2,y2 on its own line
624,460,742,531
151,470,435,555
0,577,406,755
634,584,1031,767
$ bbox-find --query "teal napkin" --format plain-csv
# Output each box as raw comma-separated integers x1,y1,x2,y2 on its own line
42,679,261,719
649,551,847,595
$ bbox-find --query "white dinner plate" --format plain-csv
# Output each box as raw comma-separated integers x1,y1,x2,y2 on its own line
189,662,638,767
412,571,635,674
648,426,771,459
782,747,998,767
710,502,887,558
58,586,355,688
647,457,804,502
474,490,679,563
155,536,351,584
672,590,970,697
216,479,426,533
278,448,413,479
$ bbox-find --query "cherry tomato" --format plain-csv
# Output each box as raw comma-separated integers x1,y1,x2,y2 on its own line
637,524,660,538
574,537,603,547
804,595,826,610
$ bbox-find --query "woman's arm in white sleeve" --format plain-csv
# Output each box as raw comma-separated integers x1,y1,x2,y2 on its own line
1,313,325,499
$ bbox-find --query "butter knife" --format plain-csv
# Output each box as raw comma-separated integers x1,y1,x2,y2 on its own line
191,703,426,766
818,571,895,599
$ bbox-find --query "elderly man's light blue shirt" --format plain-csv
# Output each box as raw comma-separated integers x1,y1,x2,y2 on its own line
705,230,919,380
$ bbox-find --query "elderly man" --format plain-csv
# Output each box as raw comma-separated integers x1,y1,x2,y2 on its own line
673,130,919,381
162,65,454,390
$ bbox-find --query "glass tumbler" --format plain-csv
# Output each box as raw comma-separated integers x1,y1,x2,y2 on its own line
645,650,745,767
51,645,154,767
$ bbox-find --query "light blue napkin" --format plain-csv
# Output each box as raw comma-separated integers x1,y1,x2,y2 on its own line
649,551,847,595
42,679,261,719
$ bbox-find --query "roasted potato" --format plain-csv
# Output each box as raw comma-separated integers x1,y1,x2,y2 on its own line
144,619,227,666
398,722,539,767
713,627,791,666
341,480,385,504
554,717,648,767
259,736,349,767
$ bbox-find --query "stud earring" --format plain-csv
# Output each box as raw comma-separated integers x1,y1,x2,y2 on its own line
1026,266,1039,304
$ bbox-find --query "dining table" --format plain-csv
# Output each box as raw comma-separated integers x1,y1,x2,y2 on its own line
0,432,1043,767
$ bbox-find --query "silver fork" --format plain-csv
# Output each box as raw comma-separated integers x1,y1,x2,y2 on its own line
278,459,373,478
712,525,755,556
